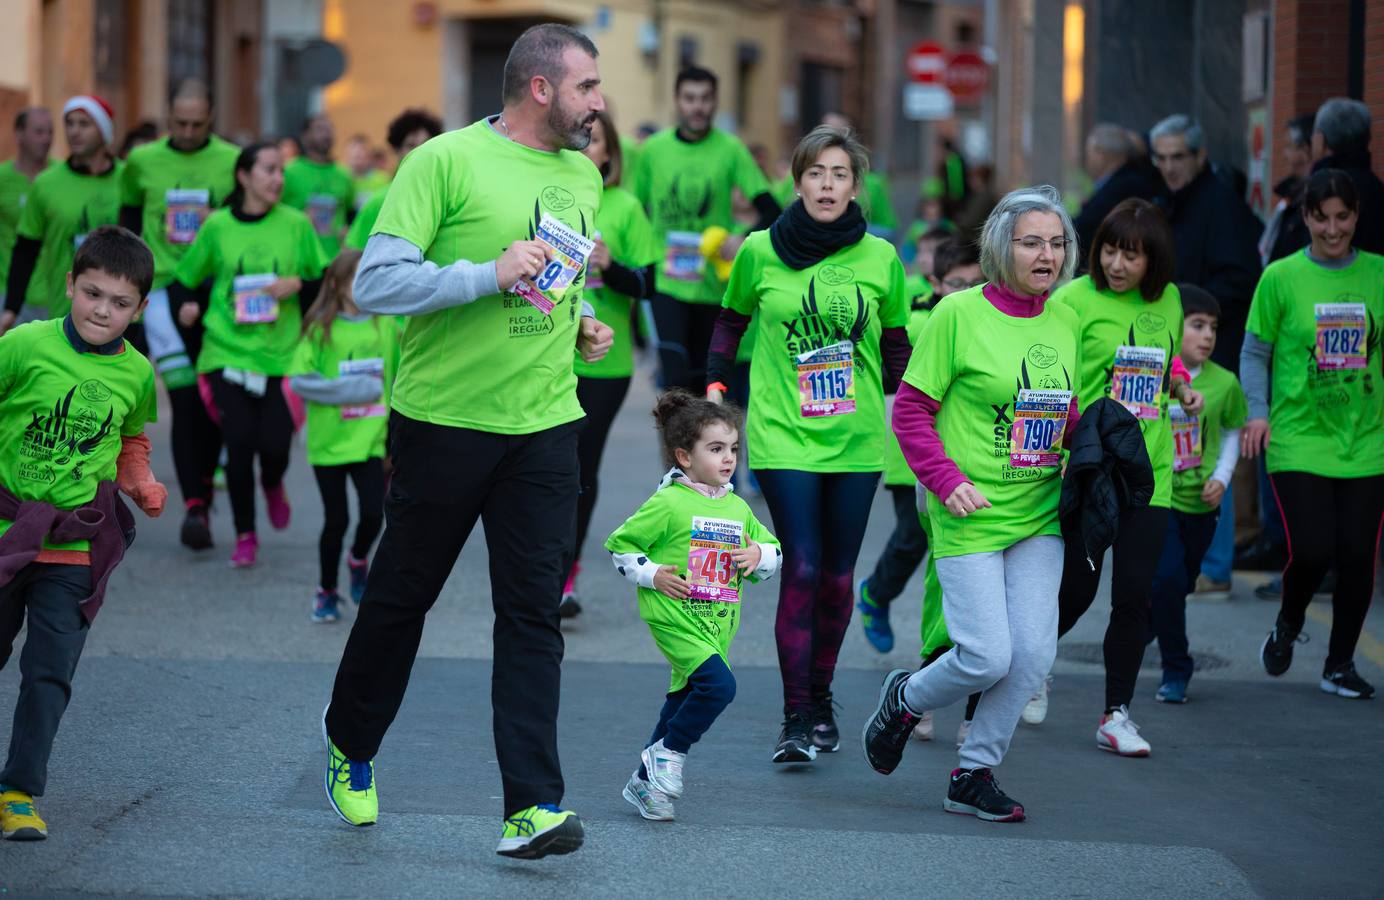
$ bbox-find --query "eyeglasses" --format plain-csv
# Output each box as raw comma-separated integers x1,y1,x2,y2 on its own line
1012,236,1070,252
942,276,985,291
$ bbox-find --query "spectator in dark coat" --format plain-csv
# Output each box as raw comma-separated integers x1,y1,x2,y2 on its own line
1260,113,1317,265
1150,114,1261,374
1073,124,1160,266
1271,98,1384,260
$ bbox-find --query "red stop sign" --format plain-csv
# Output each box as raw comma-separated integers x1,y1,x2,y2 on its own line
906,41,947,84
945,51,989,103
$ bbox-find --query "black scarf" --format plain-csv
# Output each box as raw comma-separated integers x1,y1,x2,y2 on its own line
769,199,867,270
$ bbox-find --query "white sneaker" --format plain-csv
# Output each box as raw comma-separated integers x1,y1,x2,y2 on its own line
955,718,972,748
1096,705,1151,757
639,739,686,798
912,709,935,741
1021,676,1052,725
622,772,674,821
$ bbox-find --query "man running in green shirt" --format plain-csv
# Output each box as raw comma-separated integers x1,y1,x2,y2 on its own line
282,114,355,258
117,79,239,551
629,66,780,392
321,23,614,860
344,108,443,251
3,96,121,331
0,108,55,314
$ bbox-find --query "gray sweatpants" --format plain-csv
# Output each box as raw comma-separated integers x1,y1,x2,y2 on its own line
902,534,1062,770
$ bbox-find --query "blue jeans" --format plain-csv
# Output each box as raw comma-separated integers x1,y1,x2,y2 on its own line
1148,509,1219,684
1200,484,1234,583
640,655,736,769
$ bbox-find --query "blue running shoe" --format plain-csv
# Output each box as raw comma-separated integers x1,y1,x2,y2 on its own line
313,589,341,624
1155,680,1189,704
347,555,369,606
857,582,894,653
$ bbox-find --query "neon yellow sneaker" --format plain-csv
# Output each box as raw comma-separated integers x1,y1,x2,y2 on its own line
1,790,48,841
495,804,584,859
322,709,377,826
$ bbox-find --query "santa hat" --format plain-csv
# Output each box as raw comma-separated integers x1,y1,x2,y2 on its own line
62,95,115,145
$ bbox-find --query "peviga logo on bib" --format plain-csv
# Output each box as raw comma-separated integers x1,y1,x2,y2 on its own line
19,383,116,485
505,194,591,337
1303,298,1378,408
781,276,871,357
991,354,1073,481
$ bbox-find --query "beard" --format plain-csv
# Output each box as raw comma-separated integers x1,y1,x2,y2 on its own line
548,101,594,151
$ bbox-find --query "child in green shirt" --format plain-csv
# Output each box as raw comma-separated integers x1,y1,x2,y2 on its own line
1147,285,1246,704
0,226,166,841
606,390,781,821
289,250,399,623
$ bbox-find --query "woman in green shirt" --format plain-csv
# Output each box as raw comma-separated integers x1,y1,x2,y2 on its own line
1050,198,1201,757
172,142,328,568
562,111,661,619
1248,170,1384,700
706,125,911,763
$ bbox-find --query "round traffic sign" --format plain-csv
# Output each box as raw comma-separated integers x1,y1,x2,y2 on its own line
906,41,947,84
944,51,989,103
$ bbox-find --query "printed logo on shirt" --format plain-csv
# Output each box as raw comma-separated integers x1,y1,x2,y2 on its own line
817,264,855,286
780,276,871,358
504,194,591,337
1136,312,1167,334
653,173,712,231
19,383,116,484
1026,343,1059,369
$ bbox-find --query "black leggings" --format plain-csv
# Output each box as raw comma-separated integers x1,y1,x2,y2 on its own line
169,384,222,506
1271,472,1384,670
650,293,720,392
573,375,631,568
313,459,386,591
207,371,295,535
1059,504,1170,711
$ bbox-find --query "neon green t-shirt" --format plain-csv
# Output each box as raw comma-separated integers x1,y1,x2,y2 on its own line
345,185,387,251
16,160,124,318
371,119,602,434
0,318,157,551
173,205,329,376
282,157,355,259
1051,275,1183,508
1170,360,1247,514
1245,249,1384,478
290,315,402,466
574,185,661,380
0,159,56,308
863,172,897,230
630,128,771,304
883,302,935,486
353,169,390,211
904,285,1080,558
605,481,779,692
723,230,909,473
119,136,240,291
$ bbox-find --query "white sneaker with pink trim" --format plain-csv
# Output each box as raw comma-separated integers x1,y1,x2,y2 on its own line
1096,705,1151,757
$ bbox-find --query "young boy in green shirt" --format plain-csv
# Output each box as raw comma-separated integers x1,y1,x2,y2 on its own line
1147,284,1247,704
0,225,165,840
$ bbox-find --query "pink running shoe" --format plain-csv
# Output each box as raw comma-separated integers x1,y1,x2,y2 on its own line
230,532,258,568
264,483,292,530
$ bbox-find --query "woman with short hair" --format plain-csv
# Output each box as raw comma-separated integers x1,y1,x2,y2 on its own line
863,185,1081,822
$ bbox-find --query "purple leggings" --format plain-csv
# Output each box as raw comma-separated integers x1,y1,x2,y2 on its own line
755,469,880,712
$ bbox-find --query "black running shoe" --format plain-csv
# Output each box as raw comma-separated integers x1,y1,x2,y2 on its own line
861,668,921,775
1261,614,1307,677
1321,661,1376,699
180,502,213,551
559,594,582,619
810,689,840,753
773,711,817,763
944,767,1025,822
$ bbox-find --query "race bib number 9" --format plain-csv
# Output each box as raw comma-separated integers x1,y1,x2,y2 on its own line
306,194,338,237
232,273,279,324
1314,303,1367,371
796,340,856,417
1010,389,1072,468
338,357,386,420
1111,344,1165,420
688,516,743,603
514,213,595,316
165,188,211,245
663,231,705,283
1169,401,1202,473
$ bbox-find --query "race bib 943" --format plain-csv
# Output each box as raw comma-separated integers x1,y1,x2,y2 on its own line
687,516,743,603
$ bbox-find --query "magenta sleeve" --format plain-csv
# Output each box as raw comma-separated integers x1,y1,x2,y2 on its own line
893,382,970,500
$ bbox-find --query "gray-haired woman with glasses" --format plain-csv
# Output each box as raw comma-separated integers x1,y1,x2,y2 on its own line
861,185,1082,822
